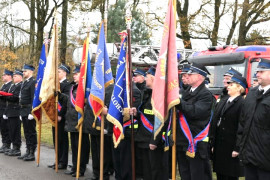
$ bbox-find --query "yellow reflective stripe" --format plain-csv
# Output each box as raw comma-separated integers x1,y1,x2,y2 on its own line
144,109,154,115
203,137,209,142
129,124,138,129
167,130,171,136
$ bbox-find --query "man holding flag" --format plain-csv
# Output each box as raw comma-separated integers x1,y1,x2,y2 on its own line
64,65,90,177
176,63,215,180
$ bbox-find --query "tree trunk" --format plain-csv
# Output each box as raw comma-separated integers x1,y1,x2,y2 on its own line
177,0,192,49
60,0,68,64
226,0,238,45
211,0,221,46
238,0,249,45
29,0,35,62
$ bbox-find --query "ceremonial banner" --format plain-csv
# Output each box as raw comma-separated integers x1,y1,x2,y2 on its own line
89,22,114,121
39,23,59,126
75,37,92,127
152,0,180,138
107,37,129,147
32,44,47,121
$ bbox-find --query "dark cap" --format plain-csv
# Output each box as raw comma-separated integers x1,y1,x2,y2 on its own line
227,74,248,89
256,58,270,71
13,68,23,76
180,64,190,74
133,68,146,76
205,77,210,84
59,63,71,74
224,67,242,77
73,64,81,73
3,69,13,76
22,64,35,71
146,66,156,76
252,73,258,81
188,63,210,77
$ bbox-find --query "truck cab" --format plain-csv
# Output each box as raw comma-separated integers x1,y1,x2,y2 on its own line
188,45,270,95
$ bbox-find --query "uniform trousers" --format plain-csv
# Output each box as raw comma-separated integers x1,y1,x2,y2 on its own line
177,149,212,180
244,164,270,180
216,173,238,180
113,137,132,180
90,134,111,180
70,132,90,173
139,147,169,180
0,117,11,145
22,116,37,149
52,118,69,166
7,117,21,147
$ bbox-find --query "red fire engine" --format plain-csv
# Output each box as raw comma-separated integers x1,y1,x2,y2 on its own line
188,45,270,94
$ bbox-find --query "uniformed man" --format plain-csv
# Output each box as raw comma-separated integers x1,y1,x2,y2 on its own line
179,63,190,90
17,64,36,161
239,58,270,180
0,69,13,153
132,66,169,180
176,63,216,180
252,73,259,87
48,64,71,169
133,68,146,93
4,69,23,156
64,65,90,177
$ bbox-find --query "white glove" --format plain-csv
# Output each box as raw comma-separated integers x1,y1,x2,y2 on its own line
3,115,8,120
19,116,22,121
28,114,34,120
104,129,108,135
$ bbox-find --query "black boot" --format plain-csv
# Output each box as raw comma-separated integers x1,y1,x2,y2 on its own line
2,144,10,154
0,144,7,153
4,148,12,155
8,145,21,156
23,148,35,161
18,148,30,159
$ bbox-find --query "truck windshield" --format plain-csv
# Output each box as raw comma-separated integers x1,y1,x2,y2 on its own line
206,61,246,88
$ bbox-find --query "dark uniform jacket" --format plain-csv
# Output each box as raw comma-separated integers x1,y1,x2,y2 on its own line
65,83,79,133
5,82,22,117
211,95,244,177
19,77,35,117
58,79,71,118
0,81,12,116
135,89,163,149
239,86,270,171
176,82,215,158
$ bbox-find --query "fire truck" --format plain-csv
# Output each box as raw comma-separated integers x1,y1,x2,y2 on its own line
187,45,270,94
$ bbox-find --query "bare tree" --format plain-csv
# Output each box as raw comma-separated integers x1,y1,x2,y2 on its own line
238,0,270,45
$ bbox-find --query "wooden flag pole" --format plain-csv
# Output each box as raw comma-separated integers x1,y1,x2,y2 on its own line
172,107,177,180
37,117,42,167
76,124,83,180
99,115,105,180
125,4,135,180
54,18,59,173
172,1,177,179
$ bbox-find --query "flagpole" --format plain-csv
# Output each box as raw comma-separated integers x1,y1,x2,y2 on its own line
99,5,108,178
125,5,135,180
172,0,177,179
37,116,42,166
54,18,59,173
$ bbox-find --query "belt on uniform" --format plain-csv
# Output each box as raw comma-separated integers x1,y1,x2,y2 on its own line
20,104,31,108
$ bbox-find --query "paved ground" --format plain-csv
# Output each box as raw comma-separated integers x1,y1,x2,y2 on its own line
0,139,115,180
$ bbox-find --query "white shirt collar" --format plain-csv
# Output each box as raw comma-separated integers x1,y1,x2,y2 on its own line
259,84,270,94
227,96,238,103
5,81,12,85
60,78,66,83
190,87,197,92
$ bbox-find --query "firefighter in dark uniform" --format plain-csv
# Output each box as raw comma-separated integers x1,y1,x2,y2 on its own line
18,64,36,161
131,67,169,180
217,67,242,104
133,68,146,93
179,63,191,90
4,69,23,156
239,58,270,180
84,83,114,180
48,64,71,170
211,74,247,180
64,65,90,177
0,69,13,153
176,63,216,180
112,83,141,180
